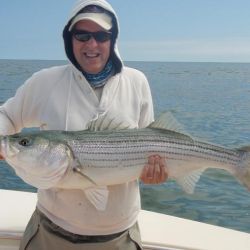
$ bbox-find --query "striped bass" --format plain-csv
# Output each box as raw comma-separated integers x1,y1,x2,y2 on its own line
0,112,250,210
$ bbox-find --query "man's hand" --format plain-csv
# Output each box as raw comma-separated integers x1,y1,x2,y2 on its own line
140,155,168,184
0,155,4,160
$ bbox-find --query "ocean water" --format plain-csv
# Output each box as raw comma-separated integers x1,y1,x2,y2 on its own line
0,59,250,233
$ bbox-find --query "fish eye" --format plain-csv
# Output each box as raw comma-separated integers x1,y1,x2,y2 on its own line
19,138,31,146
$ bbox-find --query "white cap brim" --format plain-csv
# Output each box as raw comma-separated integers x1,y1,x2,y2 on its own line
69,12,112,31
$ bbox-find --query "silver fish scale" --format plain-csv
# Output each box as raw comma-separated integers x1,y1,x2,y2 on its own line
65,128,241,168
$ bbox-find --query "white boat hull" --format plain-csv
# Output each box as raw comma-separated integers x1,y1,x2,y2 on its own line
0,189,250,250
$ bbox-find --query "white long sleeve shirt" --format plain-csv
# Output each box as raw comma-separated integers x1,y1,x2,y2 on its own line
0,64,154,235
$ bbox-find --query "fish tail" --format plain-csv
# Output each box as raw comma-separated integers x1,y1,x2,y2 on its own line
235,146,250,191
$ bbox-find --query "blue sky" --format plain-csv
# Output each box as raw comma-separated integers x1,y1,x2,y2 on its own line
1,0,250,62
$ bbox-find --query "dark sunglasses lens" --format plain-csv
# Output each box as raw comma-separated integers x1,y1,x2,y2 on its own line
74,33,91,42
94,32,112,42
73,30,111,43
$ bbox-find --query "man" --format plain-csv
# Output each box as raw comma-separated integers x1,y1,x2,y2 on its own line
0,0,168,249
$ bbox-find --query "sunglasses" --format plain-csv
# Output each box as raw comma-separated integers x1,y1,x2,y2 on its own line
72,29,112,43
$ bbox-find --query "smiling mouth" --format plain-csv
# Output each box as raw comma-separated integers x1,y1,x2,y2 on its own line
84,53,100,58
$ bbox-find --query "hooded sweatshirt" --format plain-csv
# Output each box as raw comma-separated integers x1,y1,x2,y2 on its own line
0,0,154,235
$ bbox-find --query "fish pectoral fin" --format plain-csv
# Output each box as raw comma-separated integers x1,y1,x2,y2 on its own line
72,166,97,186
71,158,97,186
84,186,109,211
176,169,206,194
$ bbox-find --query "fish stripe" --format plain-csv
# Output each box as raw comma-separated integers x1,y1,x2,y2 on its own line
66,129,240,169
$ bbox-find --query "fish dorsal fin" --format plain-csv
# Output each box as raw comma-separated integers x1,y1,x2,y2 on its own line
176,169,206,194
87,113,131,131
84,186,109,211
149,112,187,135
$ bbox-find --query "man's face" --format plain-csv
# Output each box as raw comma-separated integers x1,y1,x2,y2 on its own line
72,20,111,74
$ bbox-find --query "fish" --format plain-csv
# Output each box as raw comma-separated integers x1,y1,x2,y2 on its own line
0,112,250,210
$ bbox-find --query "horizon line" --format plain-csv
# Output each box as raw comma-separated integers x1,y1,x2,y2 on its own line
1,58,250,64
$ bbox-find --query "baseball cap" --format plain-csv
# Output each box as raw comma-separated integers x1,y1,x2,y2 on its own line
69,12,112,31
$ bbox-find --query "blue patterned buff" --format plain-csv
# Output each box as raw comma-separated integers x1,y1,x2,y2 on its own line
83,60,114,88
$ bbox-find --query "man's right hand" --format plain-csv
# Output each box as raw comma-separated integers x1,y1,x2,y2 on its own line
0,153,4,160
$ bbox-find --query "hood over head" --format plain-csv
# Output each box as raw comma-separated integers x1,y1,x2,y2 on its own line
63,0,123,74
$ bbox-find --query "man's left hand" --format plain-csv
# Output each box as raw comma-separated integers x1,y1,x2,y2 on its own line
140,155,168,184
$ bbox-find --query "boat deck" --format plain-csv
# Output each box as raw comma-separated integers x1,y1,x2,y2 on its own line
0,189,250,250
